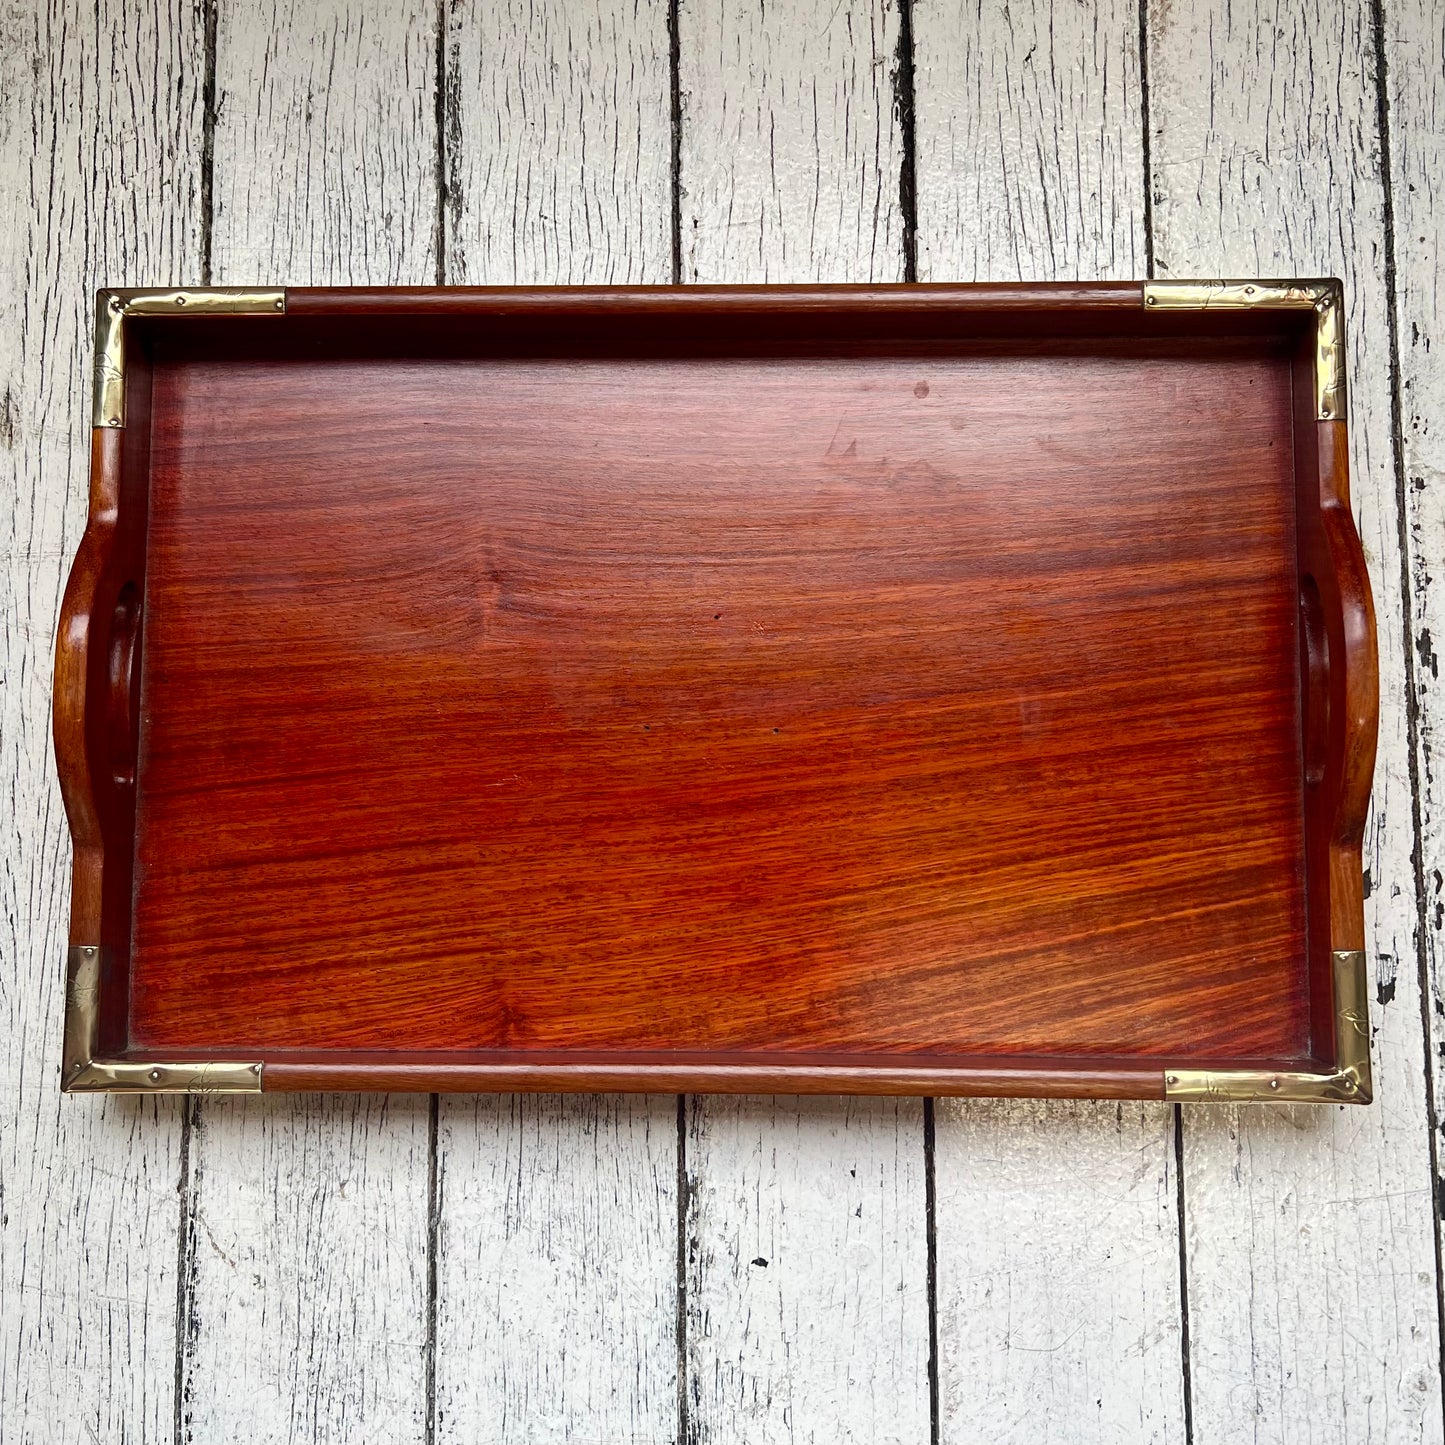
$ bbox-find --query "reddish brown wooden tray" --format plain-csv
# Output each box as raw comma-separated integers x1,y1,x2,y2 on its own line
54,282,1376,1100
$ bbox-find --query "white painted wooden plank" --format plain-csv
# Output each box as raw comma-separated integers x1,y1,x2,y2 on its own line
183,1095,432,1442
445,0,672,286
684,1097,928,1445
180,4,438,1440
914,0,1145,283
211,0,439,284
679,0,907,285
1387,0,1445,1343
912,7,1186,1441
434,7,678,1440
931,1100,1184,1443
677,7,928,1441
435,1095,679,1444
0,3,203,1441
1149,1,1443,1438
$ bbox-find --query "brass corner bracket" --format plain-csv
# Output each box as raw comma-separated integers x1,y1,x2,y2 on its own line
1164,949,1372,1104
93,287,286,429
1143,278,1346,423
62,945,263,1094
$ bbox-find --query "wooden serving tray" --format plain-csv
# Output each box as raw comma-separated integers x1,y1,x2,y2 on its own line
55,283,1376,1100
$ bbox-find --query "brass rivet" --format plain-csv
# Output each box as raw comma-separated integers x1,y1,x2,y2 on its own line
1245,285,1255,294
1146,295,1157,306
251,1063,262,1075
149,1069,163,1082
274,298,284,311
108,417,121,427
1269,1078,1280,1090
1165,1074,1177,1085
1321,407,1331,418
1342,1077,1356,1091
83,947,95,957
174,295,186,306
108,294,122,313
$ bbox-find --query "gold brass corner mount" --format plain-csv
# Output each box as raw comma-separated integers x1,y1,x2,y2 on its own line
1143,279,1346,423
62,945,263,1094
93,287,286,429
1164,950,1372,1104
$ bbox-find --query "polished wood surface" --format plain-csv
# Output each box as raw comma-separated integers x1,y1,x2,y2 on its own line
53,285,1376,1090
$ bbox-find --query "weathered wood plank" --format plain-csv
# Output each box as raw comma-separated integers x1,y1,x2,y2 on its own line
180,4,438,1440
434,6,677,1440
444,0,672,286
931,1101,1184,1442
210,0,439,283
435,1096,678,1443
914,0,1145,282
0,3,203,1441
1149,1,1443,1437
684,1097,928,1445
678,0,907,285
911,6,1185,1440
677,6,928,1441
1386,0,1445,1347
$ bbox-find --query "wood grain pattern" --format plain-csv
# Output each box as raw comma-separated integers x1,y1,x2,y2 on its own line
0,3,202,1441
433,8,679,1440
675,8,924,1438
1148,0,1443,1437
177,4,437,1441
12,6,1445,1441
911,8,1187,1438
1385,0,1445,1321
126,312,1319,1068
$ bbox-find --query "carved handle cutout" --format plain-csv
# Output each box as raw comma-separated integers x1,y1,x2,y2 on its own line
107,582,140,789
1300,573,1329,787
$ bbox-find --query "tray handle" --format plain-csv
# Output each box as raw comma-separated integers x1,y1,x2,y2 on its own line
1315,420,1379,949
55,416,149,922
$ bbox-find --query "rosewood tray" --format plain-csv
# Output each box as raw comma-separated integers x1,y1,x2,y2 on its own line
54,282,1377,1101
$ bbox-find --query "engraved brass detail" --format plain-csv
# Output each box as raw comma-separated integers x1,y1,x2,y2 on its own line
1164,950,1372,1104
93,292,126,430
91,288,286,428
61,945,263,1094
1143,278,1347,422
1314,283,1347,423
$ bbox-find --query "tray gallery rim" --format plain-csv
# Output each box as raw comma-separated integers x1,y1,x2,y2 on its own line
54,280,1377,1101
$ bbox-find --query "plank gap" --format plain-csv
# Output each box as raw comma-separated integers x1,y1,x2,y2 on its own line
894,0,919,283
1138,0,1155,281
1172,1103,1195,1445
200,0,218,285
